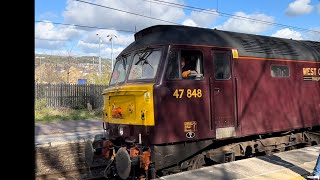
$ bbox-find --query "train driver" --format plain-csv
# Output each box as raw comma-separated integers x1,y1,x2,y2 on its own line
181,56,197,78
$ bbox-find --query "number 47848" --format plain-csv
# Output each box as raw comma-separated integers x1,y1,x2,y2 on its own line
173,89,202,98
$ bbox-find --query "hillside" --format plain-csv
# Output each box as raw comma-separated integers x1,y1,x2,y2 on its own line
35,54,112,85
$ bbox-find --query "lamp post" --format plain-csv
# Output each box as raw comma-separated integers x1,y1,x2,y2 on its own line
96,33,102,77
107,34,117,72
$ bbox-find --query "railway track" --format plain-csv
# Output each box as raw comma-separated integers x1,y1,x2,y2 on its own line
36,164,108,180
35,142,109,180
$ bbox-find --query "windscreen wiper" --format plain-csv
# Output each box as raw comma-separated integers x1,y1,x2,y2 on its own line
142,59,154,70
135,48,152,65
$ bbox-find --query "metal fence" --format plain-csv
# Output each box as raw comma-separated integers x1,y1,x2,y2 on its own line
35,83,108,109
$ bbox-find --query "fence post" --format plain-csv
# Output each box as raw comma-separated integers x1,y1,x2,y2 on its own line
60,84,63,107
35,83,38,100
90,84,94,109
48,83,51,107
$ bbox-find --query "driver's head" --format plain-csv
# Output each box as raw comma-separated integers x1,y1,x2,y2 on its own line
181,57,186,68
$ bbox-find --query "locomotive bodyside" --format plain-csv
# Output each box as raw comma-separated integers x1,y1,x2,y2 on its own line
90,25,320,179
236,57,320,136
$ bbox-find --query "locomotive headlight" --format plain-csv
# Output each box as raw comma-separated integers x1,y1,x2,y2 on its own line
119,127,124,136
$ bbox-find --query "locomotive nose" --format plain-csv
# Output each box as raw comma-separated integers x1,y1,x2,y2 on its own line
102,84,155,127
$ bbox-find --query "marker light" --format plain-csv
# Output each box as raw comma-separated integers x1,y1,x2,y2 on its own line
119,127,124,136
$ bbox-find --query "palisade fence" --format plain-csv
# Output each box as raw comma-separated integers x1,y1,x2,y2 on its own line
35,83,108,109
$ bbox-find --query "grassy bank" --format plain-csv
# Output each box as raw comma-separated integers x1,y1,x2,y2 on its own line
35,107,102,123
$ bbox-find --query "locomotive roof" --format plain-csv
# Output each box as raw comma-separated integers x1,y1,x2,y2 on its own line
120,25,320,62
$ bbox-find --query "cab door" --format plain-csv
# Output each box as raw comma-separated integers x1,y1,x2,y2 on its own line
154,46,212,143
210,50,236,139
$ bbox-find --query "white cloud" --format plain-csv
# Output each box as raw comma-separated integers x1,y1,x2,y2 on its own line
303,27,320,41
115,34,134,46
35,49,81,57
271,28,303,40
35,47,124,58
35,20,134,57
317,3,320,14
85,29,134,46
102,47,125,59
77,40,125,58
77,40,100,53
186,10,218,27
271,27,320,42
87,48,124,59
76,29,134,58
285,0,313,16
63,0,185,32
216,12,274,34
35,21,83,50
35,21,82,40
182,19,198,27
35,39,66,50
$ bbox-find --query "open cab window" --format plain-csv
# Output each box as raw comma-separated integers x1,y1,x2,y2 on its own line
166,49,204,80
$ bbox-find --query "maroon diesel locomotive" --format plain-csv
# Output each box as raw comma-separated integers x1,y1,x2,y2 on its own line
86,25,320,179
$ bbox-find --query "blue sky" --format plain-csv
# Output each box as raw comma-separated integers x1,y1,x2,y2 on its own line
35,0,320,59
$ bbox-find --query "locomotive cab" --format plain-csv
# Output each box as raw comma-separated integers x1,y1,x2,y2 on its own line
86,46,166,179
87,44,238,179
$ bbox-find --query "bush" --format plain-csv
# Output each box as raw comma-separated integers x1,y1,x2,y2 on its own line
35,98,47,110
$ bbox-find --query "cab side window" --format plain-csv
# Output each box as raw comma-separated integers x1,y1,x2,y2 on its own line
166,50,180,79
213,52,230,80
166,49,204,80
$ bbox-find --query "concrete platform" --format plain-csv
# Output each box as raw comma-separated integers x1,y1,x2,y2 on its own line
35,119,104,145
35,119,102,136
35,129,105,145
157,145,320,180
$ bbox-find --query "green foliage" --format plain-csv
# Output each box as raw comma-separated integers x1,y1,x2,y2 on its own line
35,98,47,110
94,72,112,85
35,54,110,65
35,107,102,123
84,68,112,85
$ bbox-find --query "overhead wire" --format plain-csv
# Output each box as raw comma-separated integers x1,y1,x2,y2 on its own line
37,0,320,34
73,0,179,25
35,0,320,42
35,37,68,41
143,0,320,34
35,20,136,33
